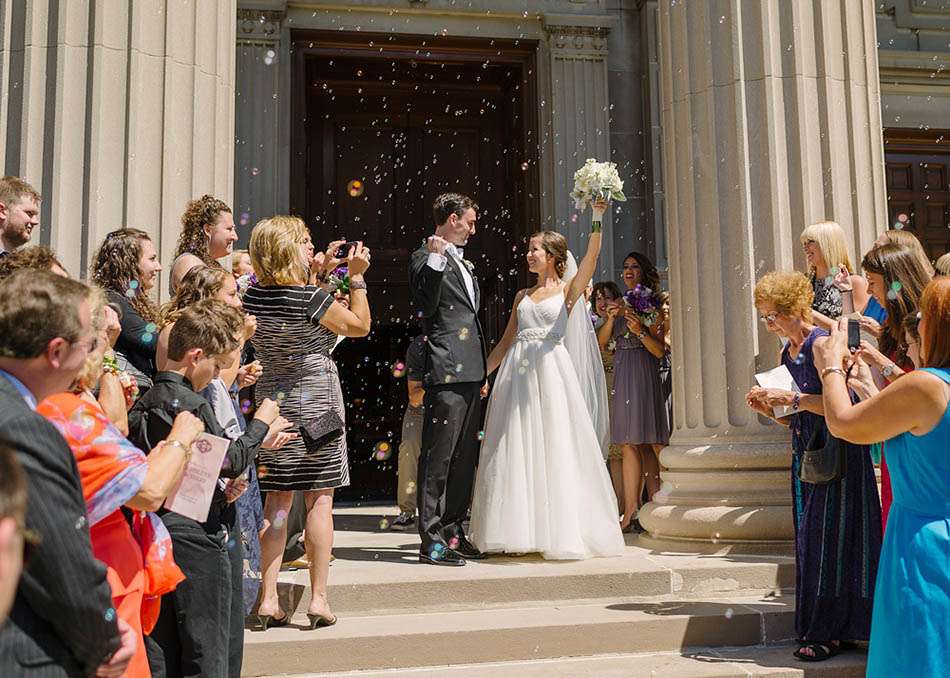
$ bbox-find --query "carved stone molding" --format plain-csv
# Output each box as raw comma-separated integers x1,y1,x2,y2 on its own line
237,9,284,39
543,14,613,55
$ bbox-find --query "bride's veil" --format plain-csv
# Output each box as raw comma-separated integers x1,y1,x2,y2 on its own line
562,251,611,459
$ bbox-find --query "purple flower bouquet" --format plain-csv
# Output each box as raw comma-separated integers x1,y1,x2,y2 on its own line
623,284,659,329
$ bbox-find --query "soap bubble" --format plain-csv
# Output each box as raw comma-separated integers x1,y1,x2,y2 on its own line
391,361,406,378
373,441,393,461
347,179,365,197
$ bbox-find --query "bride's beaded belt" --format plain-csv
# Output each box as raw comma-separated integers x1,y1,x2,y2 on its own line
516,328,563,343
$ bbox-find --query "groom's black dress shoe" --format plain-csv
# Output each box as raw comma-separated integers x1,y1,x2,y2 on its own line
419,548,466,566
449,537,487,560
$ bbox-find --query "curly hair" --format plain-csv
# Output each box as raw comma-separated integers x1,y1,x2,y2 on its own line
754,271,814,321
91,228,159,323
174,195,232,263
0,245,65,281
530,230,568,278
159,265,230,328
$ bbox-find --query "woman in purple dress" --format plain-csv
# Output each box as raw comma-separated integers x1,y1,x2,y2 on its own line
746,271,881,662
597,252,670,532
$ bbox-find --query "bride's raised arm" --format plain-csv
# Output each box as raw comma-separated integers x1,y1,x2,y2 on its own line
486,289,527,376
565,199,607,309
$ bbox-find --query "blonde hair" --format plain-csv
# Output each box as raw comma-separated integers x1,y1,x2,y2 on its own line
72,286,108,393
799,221,854,276
933,252,949,277
249,216,310,286
754,271,814,321
159,265,230,328
232,249,250,274
880,229,934,276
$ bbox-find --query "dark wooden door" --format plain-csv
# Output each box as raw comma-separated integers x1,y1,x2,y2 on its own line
292,36,538,501
884,129,950,261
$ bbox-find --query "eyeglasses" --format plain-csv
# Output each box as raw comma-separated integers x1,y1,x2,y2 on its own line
73,336,99,353
759,313,778,324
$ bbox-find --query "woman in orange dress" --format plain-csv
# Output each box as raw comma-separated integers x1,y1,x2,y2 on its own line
37,291,204,677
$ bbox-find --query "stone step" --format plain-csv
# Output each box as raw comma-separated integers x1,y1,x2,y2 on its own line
267,644,867,678
270,510,795,617
242,592,797,676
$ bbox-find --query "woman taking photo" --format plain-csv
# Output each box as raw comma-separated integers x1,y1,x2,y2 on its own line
814,277,950,677
597,252,669,532
745,271,881,662
243,216,372,629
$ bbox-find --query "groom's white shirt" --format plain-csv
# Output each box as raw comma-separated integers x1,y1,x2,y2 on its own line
427,244,477,309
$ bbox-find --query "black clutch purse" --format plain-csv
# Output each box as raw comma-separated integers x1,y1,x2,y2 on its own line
799,417,846,484
301,410,345,450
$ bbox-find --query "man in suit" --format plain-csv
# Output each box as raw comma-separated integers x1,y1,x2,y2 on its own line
0,176,40,258
0,442,29,627
0,270,135,677
409,193,489,566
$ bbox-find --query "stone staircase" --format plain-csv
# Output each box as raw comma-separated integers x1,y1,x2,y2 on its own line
241,507,867,677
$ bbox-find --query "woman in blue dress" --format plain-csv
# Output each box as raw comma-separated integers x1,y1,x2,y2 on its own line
746,271,881,662
816,277,950,677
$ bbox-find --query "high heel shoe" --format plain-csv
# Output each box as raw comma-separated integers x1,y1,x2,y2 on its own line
306,612,338,629
257,612,289,631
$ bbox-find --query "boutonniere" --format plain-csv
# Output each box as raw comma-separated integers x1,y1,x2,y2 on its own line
461,258,475,272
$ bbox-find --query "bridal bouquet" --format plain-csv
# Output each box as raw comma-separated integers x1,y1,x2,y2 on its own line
571,158,627,210
623,284,660,331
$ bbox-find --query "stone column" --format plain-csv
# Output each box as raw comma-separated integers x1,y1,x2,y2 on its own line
543,14,616,281
639,0,887,542
0,0,236,290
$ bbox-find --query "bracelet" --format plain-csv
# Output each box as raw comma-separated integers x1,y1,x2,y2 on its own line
591,220,602,233
791,392,801,412
101,353,119,375
350,279,367,291
165,439,191,459
820,366,847,379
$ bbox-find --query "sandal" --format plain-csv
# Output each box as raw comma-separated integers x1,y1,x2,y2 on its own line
793,641,840,662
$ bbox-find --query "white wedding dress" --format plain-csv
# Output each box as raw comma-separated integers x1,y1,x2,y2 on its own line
469,290,626,559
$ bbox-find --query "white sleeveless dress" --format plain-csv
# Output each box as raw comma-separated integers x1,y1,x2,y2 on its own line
470,292,625,559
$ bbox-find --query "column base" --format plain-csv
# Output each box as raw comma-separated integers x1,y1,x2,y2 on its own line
638,440,794,543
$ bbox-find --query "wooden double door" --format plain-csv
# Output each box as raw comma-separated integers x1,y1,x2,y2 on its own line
884,129,950,260
291,34,538,501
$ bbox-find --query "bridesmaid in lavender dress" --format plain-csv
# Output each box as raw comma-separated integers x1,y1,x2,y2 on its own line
597,252,670,532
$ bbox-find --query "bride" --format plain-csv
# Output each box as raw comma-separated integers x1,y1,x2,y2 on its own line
469,200,625,559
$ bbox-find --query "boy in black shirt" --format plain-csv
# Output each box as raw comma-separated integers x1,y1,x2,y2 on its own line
129,299,287,678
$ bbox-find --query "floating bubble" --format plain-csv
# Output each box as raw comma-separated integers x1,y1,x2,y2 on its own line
128,280,139,290
263,55,274,66
276,391,285,401
373,441,393,461
570,213,578,222
75,515,87,530
266,49,276,59
887,289,898,300
520,162,529,171
891,281,903,292
251,167,261,176
448,536,460,550
141,332,153,344
379,518,390,530
521,359,529,367
458,327,470,341
125,288,136,299
239,211,250,226
829,266,839,276
897,213,909,223
477,430,485,441
257,464,268,478
104,607,116,622
724,608,734,619
145,322,158,333
347,179,365,197
391,361,406,378
170,399,180,411
455,363,463,373
240,399,252,414
405,481,416,494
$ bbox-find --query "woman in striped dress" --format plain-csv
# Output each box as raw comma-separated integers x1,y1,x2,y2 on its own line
243,216,372,629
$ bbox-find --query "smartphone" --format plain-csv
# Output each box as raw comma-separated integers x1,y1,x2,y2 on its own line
847,318,861,352
335,241,361,258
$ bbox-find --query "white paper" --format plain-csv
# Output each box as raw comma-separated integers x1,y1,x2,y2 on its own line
754,364,801,419
164,433,229,522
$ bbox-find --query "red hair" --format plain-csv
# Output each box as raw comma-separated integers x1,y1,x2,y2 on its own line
920,277,950,369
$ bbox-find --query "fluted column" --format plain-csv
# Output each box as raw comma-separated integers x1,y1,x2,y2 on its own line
0,0,236,290
543,14,616,280
639,0,887,542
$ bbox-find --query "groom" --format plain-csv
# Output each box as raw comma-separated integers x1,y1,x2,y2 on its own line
409,193,488,566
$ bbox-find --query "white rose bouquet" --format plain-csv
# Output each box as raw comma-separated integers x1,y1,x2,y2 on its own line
571,158,626,211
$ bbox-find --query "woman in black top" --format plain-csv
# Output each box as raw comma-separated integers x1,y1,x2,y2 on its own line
92,228,163,385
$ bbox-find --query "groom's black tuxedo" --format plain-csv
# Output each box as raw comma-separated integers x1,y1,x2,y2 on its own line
409,243,487,556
